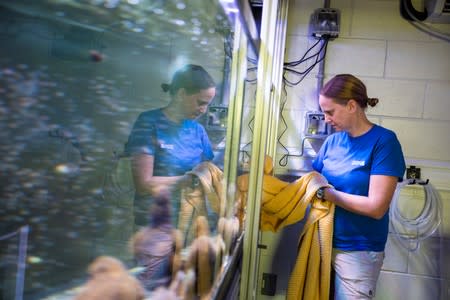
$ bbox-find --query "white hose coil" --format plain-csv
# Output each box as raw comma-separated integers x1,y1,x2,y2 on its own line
389,179,442,251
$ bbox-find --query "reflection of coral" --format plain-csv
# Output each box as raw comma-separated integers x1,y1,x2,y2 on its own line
74,256,145,300
180,161,223,246
218,216,240,256
129,226,181,291
171,229,183,282
149,286,178,300
129,192,182,291
186,216,225,299
169,268,196,299
150,268,196,300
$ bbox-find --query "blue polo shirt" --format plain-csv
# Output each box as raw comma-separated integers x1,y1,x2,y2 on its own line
125,109,214,227
313,125,405,251
125,109,214,176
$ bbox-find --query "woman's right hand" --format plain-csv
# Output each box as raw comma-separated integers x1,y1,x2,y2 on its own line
177,173,200,189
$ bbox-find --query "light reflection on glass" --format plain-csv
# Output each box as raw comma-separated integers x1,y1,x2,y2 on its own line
0,0,239,298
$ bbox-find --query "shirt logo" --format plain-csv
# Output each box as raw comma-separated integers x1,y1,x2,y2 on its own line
351,160,365,166
160,143,174,150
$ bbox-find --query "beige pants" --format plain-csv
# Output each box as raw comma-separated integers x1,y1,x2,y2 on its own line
332,249,385,300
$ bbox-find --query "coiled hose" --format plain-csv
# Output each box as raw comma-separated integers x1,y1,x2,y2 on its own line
389,179,442,251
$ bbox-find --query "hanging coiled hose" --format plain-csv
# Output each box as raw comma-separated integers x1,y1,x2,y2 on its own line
389,179,442,251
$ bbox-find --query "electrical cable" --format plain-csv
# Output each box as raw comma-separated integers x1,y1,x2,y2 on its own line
284,38,322,67
401,0,450,42
244,26,330,167
274,36,329,166
389,179,442,252
408,20,450,42
239,86,257,164
278,136,314,167
276,81,289,162
246,56,258,83
283,37,329,87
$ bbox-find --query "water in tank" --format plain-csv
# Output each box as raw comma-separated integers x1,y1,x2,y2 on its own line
0,1,239,298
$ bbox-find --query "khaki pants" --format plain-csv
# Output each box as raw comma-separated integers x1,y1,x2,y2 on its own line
332,249,385,300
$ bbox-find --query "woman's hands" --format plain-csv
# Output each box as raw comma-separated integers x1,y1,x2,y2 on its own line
177,173,200,189
131,153,203,198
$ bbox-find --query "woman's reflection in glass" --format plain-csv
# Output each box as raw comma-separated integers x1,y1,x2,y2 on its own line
129,192,182,292
125,64,216,228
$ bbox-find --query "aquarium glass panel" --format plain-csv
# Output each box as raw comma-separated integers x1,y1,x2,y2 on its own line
0,0,255,299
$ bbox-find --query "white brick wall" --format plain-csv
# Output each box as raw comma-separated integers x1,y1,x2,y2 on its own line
383,118,450,161
326,38,387,76
424,82,450,121
386,41,450,80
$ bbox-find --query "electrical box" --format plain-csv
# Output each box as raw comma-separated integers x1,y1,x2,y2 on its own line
261,273,277,296
406,165,421,180
310,8,340,39
206,105,228,130
304,111,332,138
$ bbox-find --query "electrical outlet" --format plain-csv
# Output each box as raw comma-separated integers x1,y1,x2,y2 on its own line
406,165,421,179
261,273,277,296
304,111,332,137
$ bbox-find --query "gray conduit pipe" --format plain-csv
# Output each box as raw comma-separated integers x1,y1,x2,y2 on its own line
315,0,330,110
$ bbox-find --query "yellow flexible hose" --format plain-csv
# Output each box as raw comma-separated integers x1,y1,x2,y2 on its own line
238,156,334,300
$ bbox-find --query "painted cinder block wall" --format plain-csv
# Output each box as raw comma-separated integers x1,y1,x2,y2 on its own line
256,0,450,299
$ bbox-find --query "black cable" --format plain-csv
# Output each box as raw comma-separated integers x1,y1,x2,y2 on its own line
275,81,290,162
239,88,257,163
247,56,258,65
278,136,311,167
284,38,322,67
246,66,258,83
242,36,329,167
275,80,310,167
283,38,328,86
276,36,330,166
246,57,258,83
400,0,427,21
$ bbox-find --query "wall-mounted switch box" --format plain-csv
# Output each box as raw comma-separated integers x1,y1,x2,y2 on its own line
304,111,332,138
310,8,340,39
261,273,277,296
207,106,228,130
406,165,421,180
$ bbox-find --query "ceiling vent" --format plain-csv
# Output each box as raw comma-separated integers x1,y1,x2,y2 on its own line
426,0,450,23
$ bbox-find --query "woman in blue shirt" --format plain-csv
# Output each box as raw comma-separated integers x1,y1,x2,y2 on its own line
312,74,406,299
126,64,216,227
